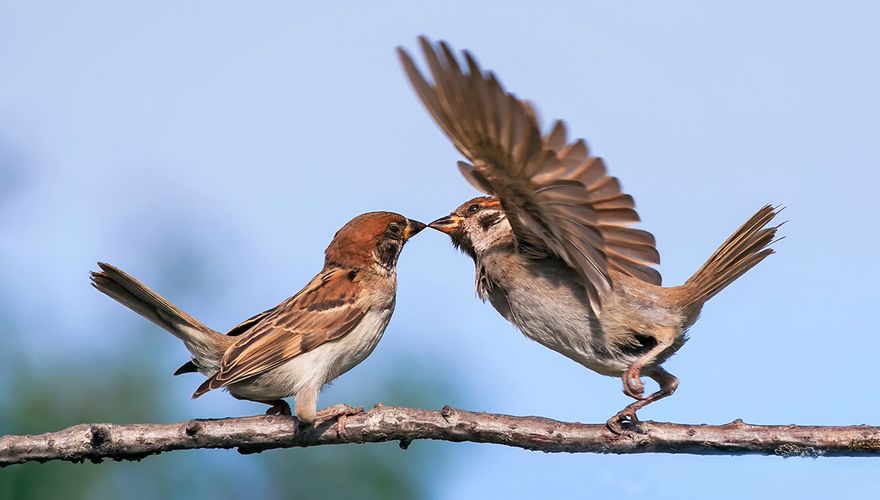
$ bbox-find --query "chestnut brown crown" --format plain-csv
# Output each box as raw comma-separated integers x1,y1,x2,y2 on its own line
324,212,425,270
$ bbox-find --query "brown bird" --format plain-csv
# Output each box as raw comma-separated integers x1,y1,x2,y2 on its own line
91,212,425,423
399,37,782,431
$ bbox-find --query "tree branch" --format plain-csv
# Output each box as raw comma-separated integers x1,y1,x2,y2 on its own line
3,404,879,466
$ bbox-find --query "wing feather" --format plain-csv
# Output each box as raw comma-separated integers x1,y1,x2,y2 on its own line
400,37,663,309
193,268,366,397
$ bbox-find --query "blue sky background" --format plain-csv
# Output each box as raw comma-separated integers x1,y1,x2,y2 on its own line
2,1,879,498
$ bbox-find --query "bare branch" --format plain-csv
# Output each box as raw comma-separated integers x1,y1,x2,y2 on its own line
3,404,879,466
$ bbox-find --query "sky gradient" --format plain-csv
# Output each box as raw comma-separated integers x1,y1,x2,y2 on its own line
2,1,879,498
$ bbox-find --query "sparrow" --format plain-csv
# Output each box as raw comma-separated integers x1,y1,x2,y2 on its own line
399,37,783,431
91,212,425,423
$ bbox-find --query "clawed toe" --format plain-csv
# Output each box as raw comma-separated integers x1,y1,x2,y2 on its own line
265,400,292,416
606,408,641,435
609,367,678,433
622,369,645,400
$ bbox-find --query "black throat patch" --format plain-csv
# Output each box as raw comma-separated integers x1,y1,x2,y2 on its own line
376,240,401,270
478,212,503,231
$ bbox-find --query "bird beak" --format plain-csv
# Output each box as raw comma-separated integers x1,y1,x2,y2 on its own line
404,219,426,240
428,214,463,234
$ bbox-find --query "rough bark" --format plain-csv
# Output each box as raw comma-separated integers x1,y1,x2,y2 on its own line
3,404,880,467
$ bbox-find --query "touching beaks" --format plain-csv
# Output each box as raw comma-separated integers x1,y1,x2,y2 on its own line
428,214,463,234
404,219,427,240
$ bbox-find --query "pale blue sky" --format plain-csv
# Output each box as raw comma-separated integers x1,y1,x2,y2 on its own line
2,1,879,498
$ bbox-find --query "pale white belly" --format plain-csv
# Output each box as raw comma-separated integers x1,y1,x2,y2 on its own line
228,307,393,401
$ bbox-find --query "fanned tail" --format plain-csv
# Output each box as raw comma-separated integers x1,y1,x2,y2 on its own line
681,205,783,308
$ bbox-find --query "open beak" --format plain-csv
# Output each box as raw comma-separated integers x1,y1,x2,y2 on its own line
428,214,463,234
404,219,426,241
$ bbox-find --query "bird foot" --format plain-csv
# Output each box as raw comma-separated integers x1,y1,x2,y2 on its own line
622,367,645,400
265,400,292,416
606,407,642,435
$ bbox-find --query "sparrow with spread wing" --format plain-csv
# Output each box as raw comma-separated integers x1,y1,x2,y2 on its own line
399,37,782,431
91,212,425,423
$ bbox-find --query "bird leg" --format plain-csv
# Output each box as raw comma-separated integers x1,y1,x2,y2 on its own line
294,386,320,425
607,367,679,434
263,399,292,416
620,338,673,400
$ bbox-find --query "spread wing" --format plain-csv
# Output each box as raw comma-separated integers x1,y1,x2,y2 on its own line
398,36,660,310
193,267,366,397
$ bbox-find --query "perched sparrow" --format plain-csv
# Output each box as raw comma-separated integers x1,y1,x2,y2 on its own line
399,37,782,431
91,212,425,423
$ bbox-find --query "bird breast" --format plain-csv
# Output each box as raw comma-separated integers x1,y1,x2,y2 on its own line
478,251,609,366
477,251,684,376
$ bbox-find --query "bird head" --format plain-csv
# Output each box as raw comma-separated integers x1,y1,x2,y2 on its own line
428,196,510,259
324,212,425,273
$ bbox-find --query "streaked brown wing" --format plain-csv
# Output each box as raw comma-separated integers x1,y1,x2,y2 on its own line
399,37,661,309
193,267,365,397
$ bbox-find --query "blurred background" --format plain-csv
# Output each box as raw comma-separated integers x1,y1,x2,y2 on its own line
1,1,878,498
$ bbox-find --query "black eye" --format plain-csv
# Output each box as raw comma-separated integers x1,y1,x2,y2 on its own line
387,223,401,235
467,204,480,214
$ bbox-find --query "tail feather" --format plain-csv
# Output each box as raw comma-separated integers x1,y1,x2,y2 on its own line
173,360,200,376
682,205,783,308
91,262,228,369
